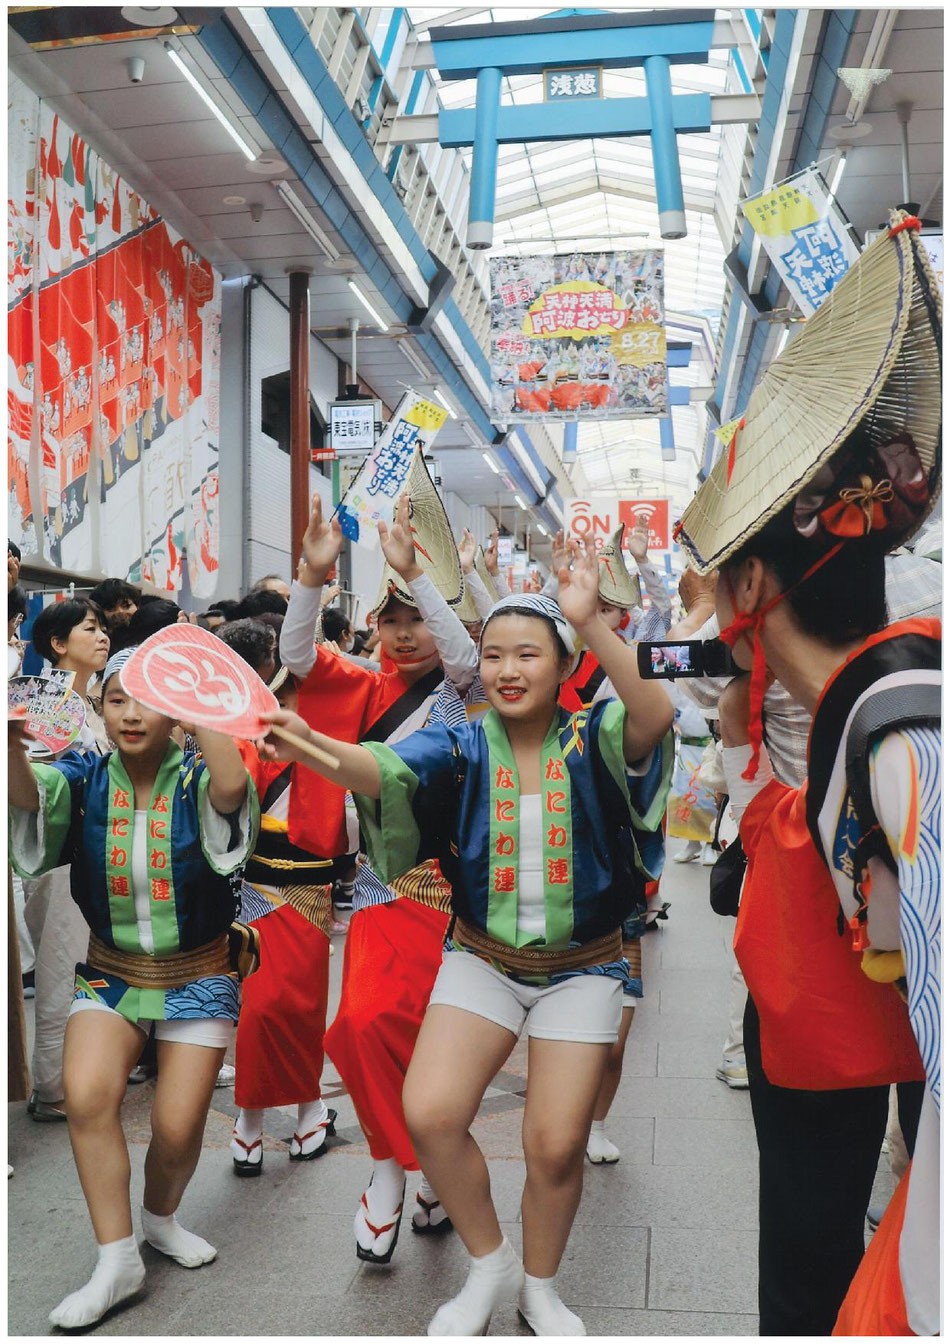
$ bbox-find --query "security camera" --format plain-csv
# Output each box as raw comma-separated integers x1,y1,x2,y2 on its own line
127,57,146,83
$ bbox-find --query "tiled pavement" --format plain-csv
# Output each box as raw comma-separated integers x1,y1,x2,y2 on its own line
8,858,896,1336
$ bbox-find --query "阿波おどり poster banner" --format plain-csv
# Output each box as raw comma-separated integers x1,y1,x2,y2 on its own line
489,251,667,423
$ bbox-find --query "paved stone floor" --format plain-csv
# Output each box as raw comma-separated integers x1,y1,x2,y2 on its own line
8,858,896,1336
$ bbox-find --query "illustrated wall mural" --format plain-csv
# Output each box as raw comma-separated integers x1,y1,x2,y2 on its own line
7,74,221,596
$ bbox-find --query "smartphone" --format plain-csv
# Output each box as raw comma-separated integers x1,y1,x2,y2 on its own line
636,638,738,680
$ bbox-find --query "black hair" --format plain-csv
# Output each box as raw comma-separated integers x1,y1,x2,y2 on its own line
252,612,283,640
322,607,353,643
88,578,139,612
216,619,275,678
110,598,182,652
204,599,241,621
725,506,888,645
481,605,568,662
31,598,107,664
238,589,288,619
8,584,27,624
8,541,22,562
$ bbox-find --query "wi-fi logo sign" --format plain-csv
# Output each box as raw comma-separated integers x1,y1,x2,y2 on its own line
631,503,655,522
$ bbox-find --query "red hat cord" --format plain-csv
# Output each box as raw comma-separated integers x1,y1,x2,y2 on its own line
718,543,844,780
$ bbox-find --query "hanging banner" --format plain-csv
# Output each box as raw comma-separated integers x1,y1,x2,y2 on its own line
6,74,221,595
8,671,86,757
336,391,448,548
741,166,860,316
566,497,670,551
490,251,666,424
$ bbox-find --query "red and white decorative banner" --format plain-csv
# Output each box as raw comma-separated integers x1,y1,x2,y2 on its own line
7,75,221,596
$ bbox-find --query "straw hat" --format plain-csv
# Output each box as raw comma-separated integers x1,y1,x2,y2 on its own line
370,448,465,618
597,525,642,609
677,212,942,574
455,544,497,623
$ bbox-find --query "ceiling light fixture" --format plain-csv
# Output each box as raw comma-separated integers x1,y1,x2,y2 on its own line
164,43,258,160
482,451,500,475
828,155,848,199
513,494,527,510
397,338,430,380
537,523,549,537
432,388,458,420
347,279,387,329
272,180,339,261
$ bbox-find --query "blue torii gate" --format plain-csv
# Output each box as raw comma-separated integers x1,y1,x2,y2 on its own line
425,9,723,247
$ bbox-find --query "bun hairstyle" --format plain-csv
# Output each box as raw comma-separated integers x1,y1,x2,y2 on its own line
792,428,930,545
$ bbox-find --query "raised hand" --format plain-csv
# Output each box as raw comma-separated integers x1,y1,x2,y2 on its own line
484,528,499,576
678,567,718,614
626,518,650,563
377,493,421,581
550,528,570,574
320,583,342,609
458,528,477,574
301,492,344,586
556,537,601,630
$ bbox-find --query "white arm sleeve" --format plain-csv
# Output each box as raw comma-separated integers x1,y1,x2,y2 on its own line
722,745,774,824
635,558,671,617
541,573,559,599
492,572,509,600
464,571,497,622
405,572,478,691
278,579,322,678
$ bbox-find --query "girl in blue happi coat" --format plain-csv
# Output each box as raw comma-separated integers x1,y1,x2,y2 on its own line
8,648,259,1331
262,539,674,1336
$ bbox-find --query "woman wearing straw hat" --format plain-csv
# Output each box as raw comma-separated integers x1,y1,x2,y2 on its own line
676,211,941,1337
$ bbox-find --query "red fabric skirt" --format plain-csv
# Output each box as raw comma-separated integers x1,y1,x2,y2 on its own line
324,898,448,1168
234,903,330,1109
833,1163,912,1336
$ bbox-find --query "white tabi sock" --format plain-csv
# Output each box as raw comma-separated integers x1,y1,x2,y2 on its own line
586,1119,621,1164
290,1098,330,1158
427,1236,524,1336
519,1273,586,1335
412,1173,451,1229
230,1107,264,1166
141,1208,216,1268
356,1158,406,1252
49,1235,145,1329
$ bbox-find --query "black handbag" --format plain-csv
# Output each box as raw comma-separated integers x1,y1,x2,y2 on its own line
709,834,746,918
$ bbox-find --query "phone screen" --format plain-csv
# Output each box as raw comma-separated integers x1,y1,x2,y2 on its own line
637,641,702,679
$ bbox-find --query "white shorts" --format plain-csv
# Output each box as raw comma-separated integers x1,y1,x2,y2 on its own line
428,948,623,1043
69,997,233,1049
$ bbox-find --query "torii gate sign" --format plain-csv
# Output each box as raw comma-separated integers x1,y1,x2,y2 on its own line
410,9,753,248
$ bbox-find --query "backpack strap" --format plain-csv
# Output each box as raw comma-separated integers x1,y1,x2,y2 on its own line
843,682,941,947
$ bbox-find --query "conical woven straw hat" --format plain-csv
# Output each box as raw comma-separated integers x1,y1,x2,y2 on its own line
455,545,496,623
678,212,942,574
597,525,642,609
370,449,465,618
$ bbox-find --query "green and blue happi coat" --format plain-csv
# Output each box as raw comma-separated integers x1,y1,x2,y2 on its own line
11,744,259,1022
356,698,673,954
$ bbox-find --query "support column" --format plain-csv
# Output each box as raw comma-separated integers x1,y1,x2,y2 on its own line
289,269,312,569
644,55,687,239
467,66,503,250
562,421,578,464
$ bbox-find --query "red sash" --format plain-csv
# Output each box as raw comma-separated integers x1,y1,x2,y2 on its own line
736,779,924,1090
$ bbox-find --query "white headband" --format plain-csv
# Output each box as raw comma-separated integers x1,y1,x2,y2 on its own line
482,593,578,659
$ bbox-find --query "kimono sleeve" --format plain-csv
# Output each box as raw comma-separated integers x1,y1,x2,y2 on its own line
592,698,674,831
9,750,90,878
196,761,261,877
354,721,459,885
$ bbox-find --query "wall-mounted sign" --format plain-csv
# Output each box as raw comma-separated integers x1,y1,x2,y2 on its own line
565,497,671,551
543,66,602,100
329,400,380,454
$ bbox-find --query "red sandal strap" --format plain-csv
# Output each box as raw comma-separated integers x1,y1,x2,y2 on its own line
359,1191,403,1238
231,1133,262,1156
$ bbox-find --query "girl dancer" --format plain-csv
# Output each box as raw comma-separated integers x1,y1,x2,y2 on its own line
261,540,673,1334
9,648,259,1329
